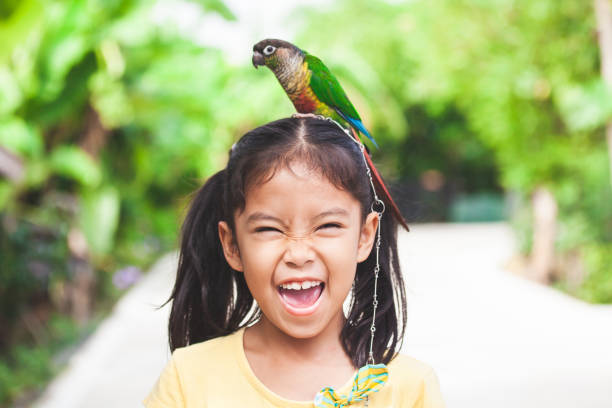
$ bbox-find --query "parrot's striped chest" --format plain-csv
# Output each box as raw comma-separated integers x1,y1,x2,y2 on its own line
276,60,332,116
290,86,319,113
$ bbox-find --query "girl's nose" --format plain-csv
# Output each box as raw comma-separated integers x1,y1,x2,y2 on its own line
282,236,315,267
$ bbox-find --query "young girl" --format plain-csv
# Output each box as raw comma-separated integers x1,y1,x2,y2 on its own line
143,116,445,407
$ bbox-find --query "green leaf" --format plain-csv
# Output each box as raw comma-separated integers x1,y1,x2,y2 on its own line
0,116,42,157
46,35,88,82
0,66,22,115
79,186,120,256
89,71,133,128
0,0,43,65
0,181,14,210
556,80,612,132
190,0,236,21
49,146,102,187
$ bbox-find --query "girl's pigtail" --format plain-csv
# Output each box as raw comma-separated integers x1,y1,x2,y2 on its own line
343,210,406,367
376,209,406,363
165,169,258,352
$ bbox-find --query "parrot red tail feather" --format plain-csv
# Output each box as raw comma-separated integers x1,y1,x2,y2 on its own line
350,128,410,232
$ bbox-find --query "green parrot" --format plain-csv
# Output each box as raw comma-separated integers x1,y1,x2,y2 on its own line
252,39,409,231
252,39,378,148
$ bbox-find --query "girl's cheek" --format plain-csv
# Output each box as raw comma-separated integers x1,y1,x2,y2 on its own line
320,235,360,256
243,241,284,270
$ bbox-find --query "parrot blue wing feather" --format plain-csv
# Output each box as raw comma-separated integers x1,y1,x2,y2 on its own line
333,108,379,149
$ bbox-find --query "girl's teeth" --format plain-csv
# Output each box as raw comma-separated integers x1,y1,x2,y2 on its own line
280,281,321,290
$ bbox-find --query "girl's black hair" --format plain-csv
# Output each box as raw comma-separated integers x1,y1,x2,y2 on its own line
162,117,407,367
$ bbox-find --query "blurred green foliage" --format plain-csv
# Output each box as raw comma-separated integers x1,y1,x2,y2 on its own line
0,313,98,405
298,0,612,301
0,0,288,404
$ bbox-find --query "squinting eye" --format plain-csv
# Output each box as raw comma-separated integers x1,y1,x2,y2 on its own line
263,45,276,56
318,223,341,230
255,226,281,233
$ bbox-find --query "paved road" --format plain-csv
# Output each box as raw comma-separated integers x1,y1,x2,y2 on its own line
34,222,612,408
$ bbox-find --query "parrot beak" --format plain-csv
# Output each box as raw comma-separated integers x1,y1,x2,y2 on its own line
252,51,265,68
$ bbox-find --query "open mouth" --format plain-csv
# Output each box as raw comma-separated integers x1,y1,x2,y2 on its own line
277,280,325,314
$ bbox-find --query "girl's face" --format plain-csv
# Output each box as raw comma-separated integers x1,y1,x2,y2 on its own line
218,161,379,340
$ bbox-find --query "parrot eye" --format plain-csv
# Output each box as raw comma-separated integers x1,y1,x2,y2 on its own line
263,45,276,56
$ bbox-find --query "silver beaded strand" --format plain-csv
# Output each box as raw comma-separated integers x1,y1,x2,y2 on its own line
291,113,386,369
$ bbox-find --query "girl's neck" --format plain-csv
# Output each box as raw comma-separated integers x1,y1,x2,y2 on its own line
245,314,350,365
242,313,357,401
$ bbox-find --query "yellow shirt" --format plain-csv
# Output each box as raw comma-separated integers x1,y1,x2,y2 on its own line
143,328,445,407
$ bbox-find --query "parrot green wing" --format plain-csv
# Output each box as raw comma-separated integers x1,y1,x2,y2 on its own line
304,53,362,121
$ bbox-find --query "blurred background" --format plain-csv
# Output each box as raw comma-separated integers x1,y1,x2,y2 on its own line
1,0,611,407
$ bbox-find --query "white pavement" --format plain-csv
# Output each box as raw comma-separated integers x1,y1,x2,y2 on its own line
399,223,612,407
34,222,612,408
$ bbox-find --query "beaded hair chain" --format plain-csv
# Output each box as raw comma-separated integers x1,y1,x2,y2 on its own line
291,114,388,408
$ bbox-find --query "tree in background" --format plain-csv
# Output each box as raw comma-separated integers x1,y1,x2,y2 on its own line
595,0,612,185
298,0,612,301
0,0,289,404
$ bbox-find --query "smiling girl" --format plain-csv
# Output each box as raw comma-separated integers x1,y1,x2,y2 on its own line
143,117,445,407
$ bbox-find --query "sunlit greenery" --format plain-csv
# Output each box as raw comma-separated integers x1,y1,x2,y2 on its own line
0,0,288,404
1,0,611,405
297,0,612,301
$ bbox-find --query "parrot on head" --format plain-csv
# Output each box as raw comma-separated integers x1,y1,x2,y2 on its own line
252,39,409,231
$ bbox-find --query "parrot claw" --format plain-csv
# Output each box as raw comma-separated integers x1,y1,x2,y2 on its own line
291,113,320,119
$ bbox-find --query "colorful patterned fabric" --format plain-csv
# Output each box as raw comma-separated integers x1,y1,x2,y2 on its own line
314,364,388,407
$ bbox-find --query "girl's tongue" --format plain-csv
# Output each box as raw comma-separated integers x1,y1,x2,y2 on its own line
279,284,323,308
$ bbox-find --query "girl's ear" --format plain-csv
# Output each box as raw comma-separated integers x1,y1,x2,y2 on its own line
218,221,244,272
357,211,379,262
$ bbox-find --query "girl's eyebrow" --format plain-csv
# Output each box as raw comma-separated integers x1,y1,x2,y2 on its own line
246,212,284,225
314,207,349,220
